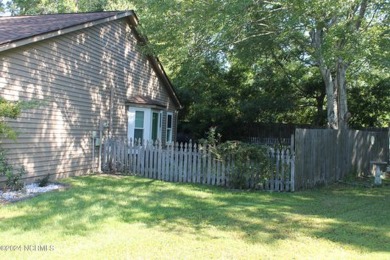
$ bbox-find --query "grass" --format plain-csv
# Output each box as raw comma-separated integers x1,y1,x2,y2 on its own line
0,174,389,259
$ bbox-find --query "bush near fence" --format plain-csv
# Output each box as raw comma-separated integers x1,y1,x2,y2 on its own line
101,138,295,192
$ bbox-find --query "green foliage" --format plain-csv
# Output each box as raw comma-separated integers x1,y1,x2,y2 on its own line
5,0,134,15
135,0,388,133
349,77,390,128
38,174,51,187
176,60,245,139
0,97,44,140
218,141,273,190
202,127,273,189
0,97,42,190
0,148,26,191
6,0,111,15
5,165,26,191
0,97,21,140
0,97,21,119
5,0,389,133
0,148,13,179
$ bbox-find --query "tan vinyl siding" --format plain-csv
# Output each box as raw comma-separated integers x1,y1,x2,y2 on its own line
0,18,177,181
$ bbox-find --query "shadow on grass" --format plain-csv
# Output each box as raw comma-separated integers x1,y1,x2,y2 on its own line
0,174,389,252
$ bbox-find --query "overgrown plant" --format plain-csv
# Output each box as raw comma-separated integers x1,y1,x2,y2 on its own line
203,127,273,189
217,141,273,189
199,127,222,156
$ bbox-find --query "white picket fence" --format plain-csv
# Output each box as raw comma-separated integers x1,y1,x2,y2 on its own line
101,138,295,192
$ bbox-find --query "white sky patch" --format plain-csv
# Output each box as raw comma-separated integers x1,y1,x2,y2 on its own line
0,0,11,16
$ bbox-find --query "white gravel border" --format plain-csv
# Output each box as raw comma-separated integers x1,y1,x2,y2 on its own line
1,183,65,202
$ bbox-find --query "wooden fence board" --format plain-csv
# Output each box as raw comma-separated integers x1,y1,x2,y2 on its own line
101,138,295,192
294,128,389,190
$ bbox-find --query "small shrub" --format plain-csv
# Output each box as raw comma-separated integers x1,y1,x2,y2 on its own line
38,174,51,187
0,148,26,191
0,148,13,177
5,166,26,191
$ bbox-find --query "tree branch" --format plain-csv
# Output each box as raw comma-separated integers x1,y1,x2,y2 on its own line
232,32,275,45
356,0,369,30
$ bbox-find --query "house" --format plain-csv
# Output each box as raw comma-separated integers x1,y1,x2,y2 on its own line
0,11,182,182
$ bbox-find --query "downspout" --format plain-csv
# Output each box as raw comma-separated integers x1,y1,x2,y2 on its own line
109,86,114,136
174,110,179,142
98,120,104,173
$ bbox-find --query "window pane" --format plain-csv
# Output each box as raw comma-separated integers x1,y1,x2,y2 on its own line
166,129,172,142
167,114,172,128
135,111,144,128
152,112,159,141
134,129,143,141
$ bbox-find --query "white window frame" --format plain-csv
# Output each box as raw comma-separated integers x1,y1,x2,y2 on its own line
128,107,162,143
166,112,174,143
151,110,162,142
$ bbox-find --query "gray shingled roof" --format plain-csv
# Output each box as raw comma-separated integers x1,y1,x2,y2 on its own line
0,11,125,45
127,95,166,108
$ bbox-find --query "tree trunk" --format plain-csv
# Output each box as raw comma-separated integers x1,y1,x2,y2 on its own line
314,25,349,130
320,67,338,129
314,89,326,126
313,28,340,129
336,59,349,129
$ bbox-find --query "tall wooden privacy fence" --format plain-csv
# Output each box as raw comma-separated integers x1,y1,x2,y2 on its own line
101,139,295,192
294,128,389,190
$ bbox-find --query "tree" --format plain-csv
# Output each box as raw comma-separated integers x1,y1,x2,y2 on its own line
4,0,389,135
305,0,385,129
221,0,389,129
5,0,114,14
349,77,390,128
132,0,389,131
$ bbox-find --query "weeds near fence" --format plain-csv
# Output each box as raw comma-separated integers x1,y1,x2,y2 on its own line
211,141,273,189
199,127,274,189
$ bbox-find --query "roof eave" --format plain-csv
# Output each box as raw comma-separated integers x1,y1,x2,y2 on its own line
125,16,182,110
148,56,183,110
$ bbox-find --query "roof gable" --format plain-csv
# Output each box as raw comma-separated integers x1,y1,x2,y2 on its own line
0,11,182,109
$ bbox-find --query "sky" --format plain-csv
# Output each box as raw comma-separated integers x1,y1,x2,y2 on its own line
0,0,11,16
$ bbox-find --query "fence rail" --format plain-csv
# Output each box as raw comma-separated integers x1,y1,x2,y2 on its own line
101,139,295,192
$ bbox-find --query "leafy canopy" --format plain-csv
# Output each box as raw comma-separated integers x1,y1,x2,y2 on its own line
3,0,389,136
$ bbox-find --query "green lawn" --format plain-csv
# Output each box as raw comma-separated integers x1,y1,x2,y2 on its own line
0,174,389,259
